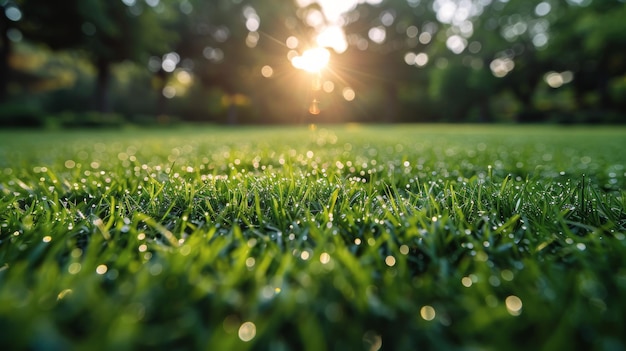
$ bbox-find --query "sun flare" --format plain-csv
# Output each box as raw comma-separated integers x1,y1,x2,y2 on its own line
291,47,330,73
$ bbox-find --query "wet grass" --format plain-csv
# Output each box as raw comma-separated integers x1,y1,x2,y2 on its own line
0,124,625,350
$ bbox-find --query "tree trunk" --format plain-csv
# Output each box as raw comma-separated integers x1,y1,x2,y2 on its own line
383,82,397,123
597,71,612,110
478,97,492,123
512,82,541,123
155,69,167,116
0,7,10,103
95,58,112,113
227,101,237,125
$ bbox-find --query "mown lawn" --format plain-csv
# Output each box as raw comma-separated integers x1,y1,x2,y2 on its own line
0,124,625,351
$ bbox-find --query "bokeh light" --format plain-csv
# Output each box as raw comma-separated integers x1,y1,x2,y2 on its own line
362,330,382,351
505,295,523,316
342,87,356,101
238,321,257,342
420,305,436,321
96,264,108,275
261,65,274,78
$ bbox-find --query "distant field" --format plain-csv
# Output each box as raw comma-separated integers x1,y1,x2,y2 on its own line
0,124,625,350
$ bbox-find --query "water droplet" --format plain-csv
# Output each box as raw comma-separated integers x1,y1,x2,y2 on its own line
96,264,108,275
320,252,331,264
68,263,82,274
399,245,409,255
300,251,310,260
57,289,73,300
362,331,382,351
238,321,256,342
505,295,523,316
420,305,436,321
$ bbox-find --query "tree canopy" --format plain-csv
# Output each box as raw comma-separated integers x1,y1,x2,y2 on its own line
1,0,625,124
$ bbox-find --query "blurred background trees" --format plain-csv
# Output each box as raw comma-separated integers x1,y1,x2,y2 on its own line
1,0,624,126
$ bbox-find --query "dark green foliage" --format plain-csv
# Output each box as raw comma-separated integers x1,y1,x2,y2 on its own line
0,100,44,127
16,0,179,113
4,0,626,123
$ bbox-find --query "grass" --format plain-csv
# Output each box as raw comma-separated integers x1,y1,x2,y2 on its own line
0,124,625,351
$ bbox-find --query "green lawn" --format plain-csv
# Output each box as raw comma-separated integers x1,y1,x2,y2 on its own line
0,124,625,350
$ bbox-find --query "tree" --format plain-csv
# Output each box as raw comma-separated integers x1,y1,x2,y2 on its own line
18,0,177,113
337,0,626,122
0,0,21,103
460,0,550,122
339,0,441,122
168,0,312,123
171,0,254,122
546,0,626,115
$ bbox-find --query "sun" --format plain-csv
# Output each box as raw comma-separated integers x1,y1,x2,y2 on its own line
291,47,330,73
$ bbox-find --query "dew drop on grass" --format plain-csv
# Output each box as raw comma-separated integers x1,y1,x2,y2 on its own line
399,245,409,255
57,289,73,300
385,256,396,267
420,305,436,321
68,263,81,274
177,245,191,257
244,238,257,248
320,252,331,264
96,264,108,275
362,330,382,351
501,270,514,281
505,295,523,316
238,321,256,342
300,251,311,260
149,263,162,276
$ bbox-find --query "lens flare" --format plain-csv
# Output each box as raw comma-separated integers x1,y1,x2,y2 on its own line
309,99,321,115
291,47,330,73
